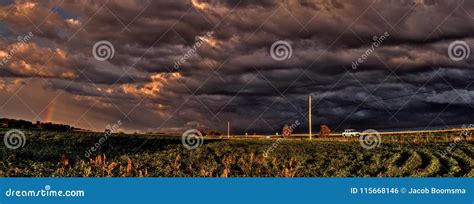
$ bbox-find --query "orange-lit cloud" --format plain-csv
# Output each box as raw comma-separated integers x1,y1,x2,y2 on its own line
121,73,182,97
1,42,76,78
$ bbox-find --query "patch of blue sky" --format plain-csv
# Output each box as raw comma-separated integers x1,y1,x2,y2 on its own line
51,5,81,21
0,0,14,7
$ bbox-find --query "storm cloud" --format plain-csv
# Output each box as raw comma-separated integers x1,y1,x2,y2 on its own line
0,0,473,133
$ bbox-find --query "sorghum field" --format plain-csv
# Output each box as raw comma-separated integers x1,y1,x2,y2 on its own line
1,129,473,177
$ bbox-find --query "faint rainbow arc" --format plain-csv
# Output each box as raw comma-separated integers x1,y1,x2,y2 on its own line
42,99,56,122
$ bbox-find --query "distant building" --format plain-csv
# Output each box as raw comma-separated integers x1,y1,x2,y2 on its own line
206,130,223,136
35,121,43,129
0,119,8,128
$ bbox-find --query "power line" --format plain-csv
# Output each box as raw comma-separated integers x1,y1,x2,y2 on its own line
211,82,468,131
272,86,462,127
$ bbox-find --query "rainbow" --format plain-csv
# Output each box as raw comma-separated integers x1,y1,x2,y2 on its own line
42,99,56,122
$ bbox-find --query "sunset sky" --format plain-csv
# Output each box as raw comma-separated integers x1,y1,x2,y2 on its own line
0,0,473,133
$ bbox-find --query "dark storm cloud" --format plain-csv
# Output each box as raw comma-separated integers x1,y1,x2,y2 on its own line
0,0,473,133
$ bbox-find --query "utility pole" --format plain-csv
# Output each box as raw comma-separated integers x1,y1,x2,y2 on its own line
227,121,230,138
309,95,312,140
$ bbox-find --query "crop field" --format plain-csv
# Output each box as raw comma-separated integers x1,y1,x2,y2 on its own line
1,129,473,177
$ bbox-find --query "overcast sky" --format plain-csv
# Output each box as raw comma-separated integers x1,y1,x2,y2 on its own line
0,0,473,134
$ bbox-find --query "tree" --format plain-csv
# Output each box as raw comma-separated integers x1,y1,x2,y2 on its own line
320,125,331,137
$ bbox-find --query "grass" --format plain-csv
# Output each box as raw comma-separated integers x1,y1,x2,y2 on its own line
0,129,473,177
